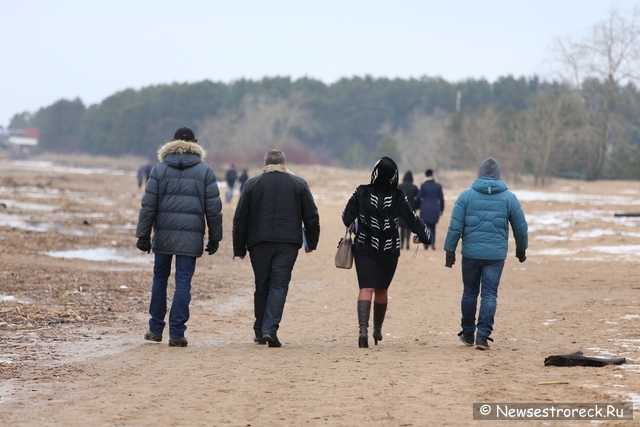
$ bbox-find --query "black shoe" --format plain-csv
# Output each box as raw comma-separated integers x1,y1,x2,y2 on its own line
144,330,162,342
254,336,266,345
475,335,493,350
263,333,281,348
358,331,369,348
457,330,474,346
372,328,382,345
168,336,188,347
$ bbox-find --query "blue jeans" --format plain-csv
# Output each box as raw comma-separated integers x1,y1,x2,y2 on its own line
148,253,196,338
225,184,234,203
249,242,299,336
460,256,504,338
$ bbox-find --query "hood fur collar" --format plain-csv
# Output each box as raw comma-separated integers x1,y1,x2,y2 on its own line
261,164,290,174
157,140,206,162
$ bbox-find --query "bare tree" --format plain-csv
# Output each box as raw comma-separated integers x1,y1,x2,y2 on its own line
393,110,450,173
462,106,503,168
198,92,319,162
525,93,575,186
553,5,640,180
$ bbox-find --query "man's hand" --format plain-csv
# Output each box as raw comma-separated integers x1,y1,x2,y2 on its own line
445,251,456,268
205,241,219,255
136,237,151,253
516,249,526,263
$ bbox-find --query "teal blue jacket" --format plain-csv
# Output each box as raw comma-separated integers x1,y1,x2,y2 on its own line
443,177,528,260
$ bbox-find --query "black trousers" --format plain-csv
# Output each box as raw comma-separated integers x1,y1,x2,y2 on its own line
248,242,299,336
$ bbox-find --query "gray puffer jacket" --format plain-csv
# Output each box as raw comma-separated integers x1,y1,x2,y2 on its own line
136,140,223,257
232,164,320,257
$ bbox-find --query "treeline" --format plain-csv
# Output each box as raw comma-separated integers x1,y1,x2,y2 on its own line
10,74,640,182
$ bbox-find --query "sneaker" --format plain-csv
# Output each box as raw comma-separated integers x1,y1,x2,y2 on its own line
168,336,188,347
254,336,266,345
475,335,493,350
457,330,474,346
144,330,162,342
263,333,282,348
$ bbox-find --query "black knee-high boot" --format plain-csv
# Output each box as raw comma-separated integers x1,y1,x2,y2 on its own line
372,302,387,345
357,300,371,348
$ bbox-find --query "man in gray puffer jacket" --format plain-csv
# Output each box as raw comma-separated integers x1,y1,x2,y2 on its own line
233,149,320,347
136,127,222,347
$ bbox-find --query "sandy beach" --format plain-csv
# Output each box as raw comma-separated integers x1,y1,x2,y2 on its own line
1,160,639,426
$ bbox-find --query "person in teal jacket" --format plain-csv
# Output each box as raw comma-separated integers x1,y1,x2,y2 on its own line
443,157,528,350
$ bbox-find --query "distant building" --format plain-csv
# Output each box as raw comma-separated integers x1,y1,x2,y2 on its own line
6,127,39,157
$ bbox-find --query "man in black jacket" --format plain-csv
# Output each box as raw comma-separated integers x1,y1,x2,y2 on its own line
136,127,223,347
232,149,320,347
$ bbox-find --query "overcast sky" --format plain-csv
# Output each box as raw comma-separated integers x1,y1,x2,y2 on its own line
1,0,637,127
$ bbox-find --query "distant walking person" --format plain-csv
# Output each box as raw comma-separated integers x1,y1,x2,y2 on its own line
232,149,320,347
443,157,528,350
397,170,419,250
137,163,152,188
136,127,223,347
342,157,431,348
238,168,249,193
225,163,238,203
416,169,444,250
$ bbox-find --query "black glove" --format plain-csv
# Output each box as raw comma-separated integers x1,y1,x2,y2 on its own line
516,249,526,263
205,240,219,255
136,237,151,253
445,251,456,268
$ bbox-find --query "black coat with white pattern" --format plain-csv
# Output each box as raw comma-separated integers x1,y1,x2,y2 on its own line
342,184,431,257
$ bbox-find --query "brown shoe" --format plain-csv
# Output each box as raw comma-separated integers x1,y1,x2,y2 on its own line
168,336,188,347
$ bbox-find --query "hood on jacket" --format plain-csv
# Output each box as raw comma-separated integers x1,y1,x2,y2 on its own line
477,158,501,179
157,140,206,162
472,158,507,195
402,170,414,183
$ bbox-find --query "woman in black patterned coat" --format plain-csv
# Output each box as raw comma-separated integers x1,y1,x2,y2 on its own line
342,157,431,348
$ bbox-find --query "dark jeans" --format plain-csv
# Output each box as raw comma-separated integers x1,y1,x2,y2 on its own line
148,253,196,338
249,242,299,336
460,256,504,338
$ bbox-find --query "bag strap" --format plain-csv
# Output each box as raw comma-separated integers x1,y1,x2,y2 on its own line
345,223,354,238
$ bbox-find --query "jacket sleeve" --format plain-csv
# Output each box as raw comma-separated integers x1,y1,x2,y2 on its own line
204,168,223,242
135,166,159,239
415,185,424,206
342,187,361,227
443,192,467,253
232,183,251,257
438,186,445,214
301,183,320,250
508,193,528,251
398,192,431,244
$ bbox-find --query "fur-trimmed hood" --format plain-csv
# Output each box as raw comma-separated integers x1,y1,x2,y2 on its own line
157,140,206,162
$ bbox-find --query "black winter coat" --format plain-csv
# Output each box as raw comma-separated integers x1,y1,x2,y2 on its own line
136,140,223,257
342,184,431,257
232,164,320,257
